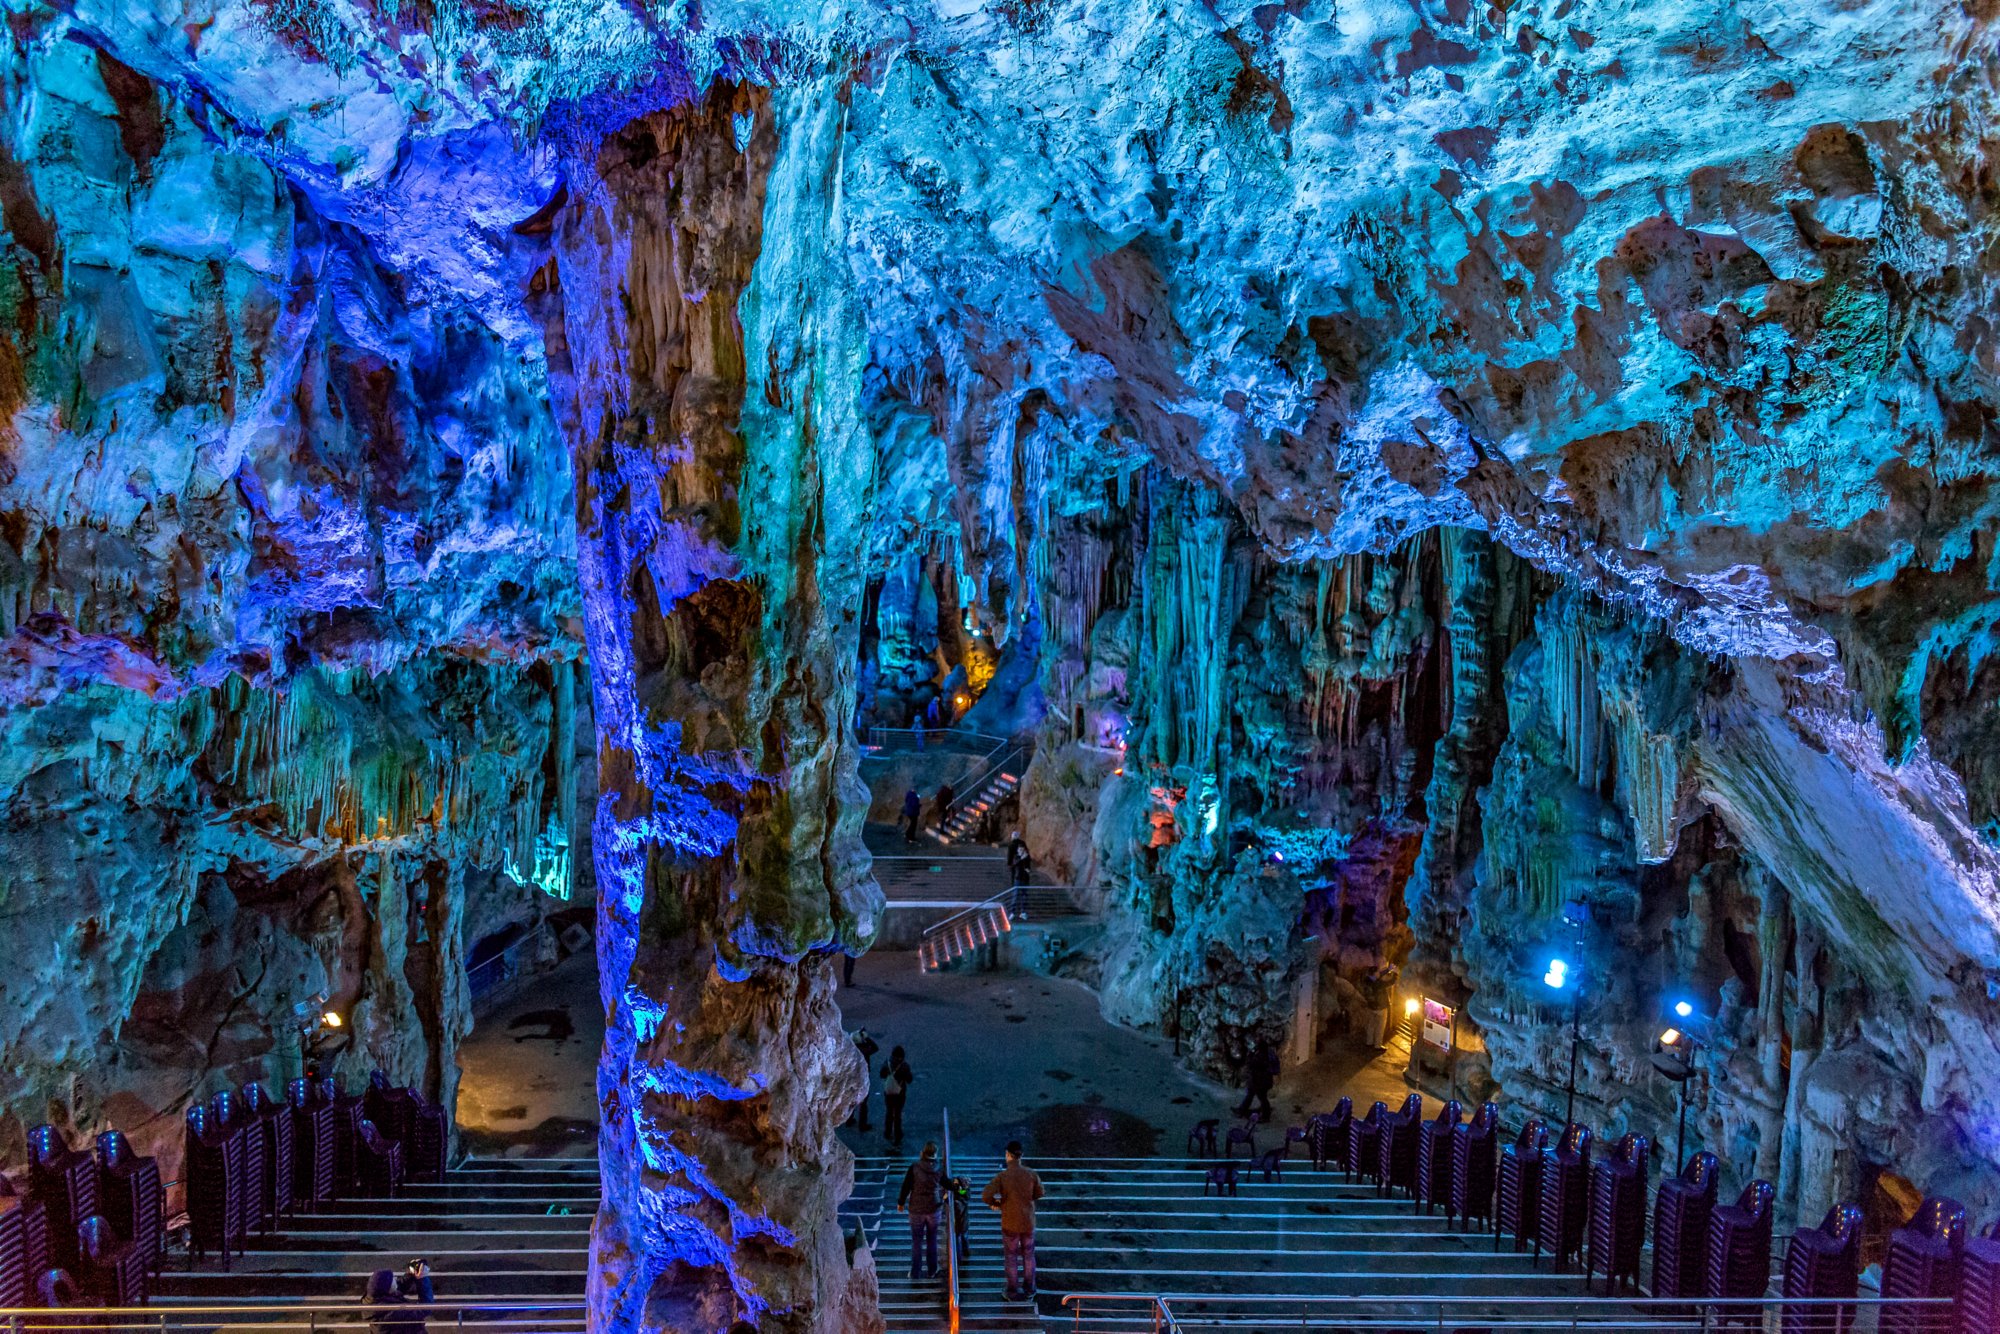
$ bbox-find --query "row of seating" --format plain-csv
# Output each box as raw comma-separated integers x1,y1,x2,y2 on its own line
0,1071,445,1318
1299,1095,1997,1334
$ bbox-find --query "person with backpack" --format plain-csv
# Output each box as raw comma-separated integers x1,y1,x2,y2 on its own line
880,1045,914,1146
982,1140,1045,1301
895,1142,945,1281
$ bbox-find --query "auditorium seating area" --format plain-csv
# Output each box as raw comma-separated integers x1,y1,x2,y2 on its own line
0,1070,445,1321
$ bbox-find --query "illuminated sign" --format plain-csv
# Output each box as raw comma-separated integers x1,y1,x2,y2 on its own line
1421,998,1455,1054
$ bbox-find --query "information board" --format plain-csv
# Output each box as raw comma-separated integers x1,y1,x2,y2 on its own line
1420,997,1454,1054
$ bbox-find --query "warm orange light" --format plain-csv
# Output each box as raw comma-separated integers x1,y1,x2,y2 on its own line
1659,1027,1681,1047
1403,998,1420,1016
323,1011,344,1029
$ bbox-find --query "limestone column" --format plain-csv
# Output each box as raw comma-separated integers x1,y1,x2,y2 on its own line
534,74,882,1334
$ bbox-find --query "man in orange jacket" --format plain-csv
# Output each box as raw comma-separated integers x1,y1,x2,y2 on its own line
982,1141,1045,1301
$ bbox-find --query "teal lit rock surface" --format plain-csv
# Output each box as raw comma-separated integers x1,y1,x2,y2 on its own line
4,0,2000,1324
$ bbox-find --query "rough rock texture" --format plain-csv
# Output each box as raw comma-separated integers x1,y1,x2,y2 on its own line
535,78,882,1331
12,0,2000,1312
0,16,579,1184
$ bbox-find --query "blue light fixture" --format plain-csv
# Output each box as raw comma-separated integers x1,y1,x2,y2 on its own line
1543,957,1569,990
1674,1000,1694,1019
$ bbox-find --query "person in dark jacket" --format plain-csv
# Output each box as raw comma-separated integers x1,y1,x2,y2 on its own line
902,788,923,842
933,783,956,834
1237,1040,1279,1120
1005,833,1033,886
881,1046,915,1145
850,1029,880,1131
364,1261,433,1334
896,1142,945,1281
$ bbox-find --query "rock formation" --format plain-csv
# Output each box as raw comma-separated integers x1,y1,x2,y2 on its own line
6,0,2000,1322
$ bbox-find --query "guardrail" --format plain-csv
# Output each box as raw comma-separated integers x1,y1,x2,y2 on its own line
1060,1292,1956,1334
864,726,1009,756
0,1299,589,1330
467,919,555,1001
943,1107,961,1334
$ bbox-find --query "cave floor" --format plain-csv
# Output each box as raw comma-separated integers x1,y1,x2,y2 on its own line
835,950,1415,1160
454,941,1423,1163
456,949,604,1158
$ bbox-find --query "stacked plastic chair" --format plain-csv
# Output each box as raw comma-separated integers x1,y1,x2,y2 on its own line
210,1090,266,1240
1706,1179,1778,1329
322,1077,366,1199
1782,1202,1863,1334
93,1131,162,1278
1652,1152,1721,1302
1962,1220,2000,1334
184,1103,248,1267
1495,1118,1548,1252
75,1214,148,1307
1379,1094,1424,1200
356,1120,407,1197
1449,1102,1499,1232
0,1177,52,1294
287,1078,337,1211
240,1082,295,1231
1348,1101,1389,1188
35,1267,86,1321
409,1092,449,1184
1414,1100,1462,1216
1536,1122,1592,1271
26,1127,98,1275
1881,1197,1966,1334
1586,1132,1649,1293
366,1071,419,1147
1308,1098,1353,1173
0,1188,27,1308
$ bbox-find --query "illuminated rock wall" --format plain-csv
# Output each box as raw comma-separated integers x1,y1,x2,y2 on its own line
0,20,580,1180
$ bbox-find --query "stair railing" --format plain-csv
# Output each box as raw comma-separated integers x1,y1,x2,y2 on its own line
918,887,1018,970
945,739,1034,828
942,1106,960,1334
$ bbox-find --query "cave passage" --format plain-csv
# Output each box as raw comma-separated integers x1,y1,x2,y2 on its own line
3,4,2000,1334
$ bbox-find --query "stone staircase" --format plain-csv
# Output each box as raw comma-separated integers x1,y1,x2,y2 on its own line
929,750,1028,847
847,1153,1596,1333
151,1156,593,1329
917,898,1016,972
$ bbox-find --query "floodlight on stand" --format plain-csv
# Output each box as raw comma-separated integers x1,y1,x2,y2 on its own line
1543,957,1570,990
1560,899,1591,928
1658,1027,1682,1047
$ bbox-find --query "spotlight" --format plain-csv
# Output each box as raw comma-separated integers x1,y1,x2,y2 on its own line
1673,1000,1694,1019
322,1011,344,1029
1270,850,1286,864
1659,1027,1682,1047
1403,997,1420,1016
1543,958,1569,991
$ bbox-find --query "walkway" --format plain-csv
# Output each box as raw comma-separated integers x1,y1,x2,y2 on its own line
458,949,603,1159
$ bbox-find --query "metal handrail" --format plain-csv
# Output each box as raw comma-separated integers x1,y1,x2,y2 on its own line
0,1299,588,1331
1061,1291,1953,1334
864,726,1009,754
920,887,1018,950
942,1107,960,1334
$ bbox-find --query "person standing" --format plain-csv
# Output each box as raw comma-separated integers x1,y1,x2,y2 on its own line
880,1045,915,1146
982,1140,1045,1302
896,1142,944,1282
902,788,923,842
1237,1039,1278,1120
933,782,956,834
850,1029,881,1132
1005,832,1033,887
